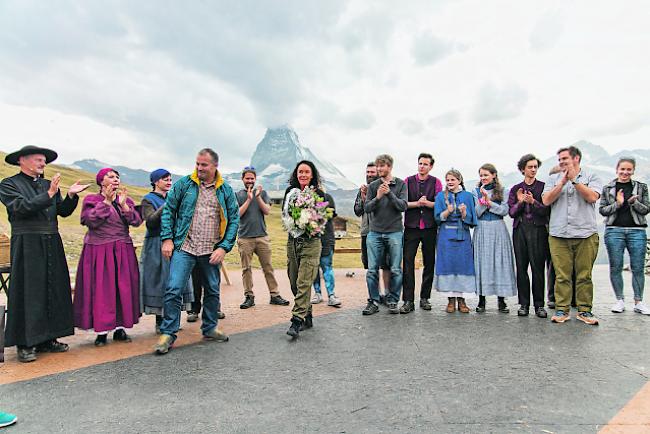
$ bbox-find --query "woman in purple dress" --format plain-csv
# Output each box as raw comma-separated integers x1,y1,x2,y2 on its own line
73,168,142,346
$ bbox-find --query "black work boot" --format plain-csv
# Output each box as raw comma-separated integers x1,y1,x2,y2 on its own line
286,317,303,338
270,295,290,306
240,295,255,309
17,346,37,363
476,295,486,313
300,312,313,331
498,297,510,313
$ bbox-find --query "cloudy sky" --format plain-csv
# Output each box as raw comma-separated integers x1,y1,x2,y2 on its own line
1,0,649,184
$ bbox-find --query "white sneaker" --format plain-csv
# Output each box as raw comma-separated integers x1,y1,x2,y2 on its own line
633,302,650,315
611,299,625,313
327,294,342,307
311,293,323,304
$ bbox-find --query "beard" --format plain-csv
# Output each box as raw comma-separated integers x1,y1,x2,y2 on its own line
366,175,378,184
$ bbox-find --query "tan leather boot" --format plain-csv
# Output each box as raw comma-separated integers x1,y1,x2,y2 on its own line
446,297,456,313
457,297,470,313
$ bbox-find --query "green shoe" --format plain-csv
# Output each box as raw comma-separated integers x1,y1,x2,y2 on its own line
203,328,229,342
0,412,17,427
154,334,174,355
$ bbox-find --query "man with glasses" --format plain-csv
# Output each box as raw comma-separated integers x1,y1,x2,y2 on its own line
237,166,289,309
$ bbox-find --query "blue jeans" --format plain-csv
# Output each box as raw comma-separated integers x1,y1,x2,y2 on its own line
366,231,403,303
161,250,221,339
313,252,335,296
604,227,647,301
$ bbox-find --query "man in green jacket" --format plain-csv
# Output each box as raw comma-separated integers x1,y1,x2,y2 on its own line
155,148,239,354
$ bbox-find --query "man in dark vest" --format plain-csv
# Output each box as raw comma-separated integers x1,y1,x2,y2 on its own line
0,145,89,362
400,153,443,313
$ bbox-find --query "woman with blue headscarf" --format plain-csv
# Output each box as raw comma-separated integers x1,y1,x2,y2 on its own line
140,169,193,333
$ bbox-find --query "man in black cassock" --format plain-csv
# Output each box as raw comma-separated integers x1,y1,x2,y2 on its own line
0,146,88,362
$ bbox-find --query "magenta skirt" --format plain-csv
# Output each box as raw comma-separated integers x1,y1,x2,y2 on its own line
73,241,141,332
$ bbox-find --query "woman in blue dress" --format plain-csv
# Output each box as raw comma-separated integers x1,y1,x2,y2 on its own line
473,163,517,313
139,169,193,333
434,169,478,314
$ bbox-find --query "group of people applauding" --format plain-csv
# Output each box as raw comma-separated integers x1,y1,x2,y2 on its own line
354,147,649,325
1,143,648,362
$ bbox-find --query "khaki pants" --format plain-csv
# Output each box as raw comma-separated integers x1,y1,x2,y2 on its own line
237,236,279,297
548,234,599,313
287,237,321,320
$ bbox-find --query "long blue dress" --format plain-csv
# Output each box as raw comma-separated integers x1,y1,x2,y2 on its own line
433,189,478,293
472,186,517,297
139,192,193,315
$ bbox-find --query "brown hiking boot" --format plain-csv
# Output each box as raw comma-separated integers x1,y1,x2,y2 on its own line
446,297,456,313
457,298,470,313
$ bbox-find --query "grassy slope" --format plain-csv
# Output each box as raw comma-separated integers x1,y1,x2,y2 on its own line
0,152,363,270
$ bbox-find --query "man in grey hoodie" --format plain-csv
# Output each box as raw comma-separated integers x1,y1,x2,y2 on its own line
362,154,408,315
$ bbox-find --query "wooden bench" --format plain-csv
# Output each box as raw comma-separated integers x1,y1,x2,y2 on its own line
334,247,362,254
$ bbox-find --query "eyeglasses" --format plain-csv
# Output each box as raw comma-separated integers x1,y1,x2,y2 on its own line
243,166,255,170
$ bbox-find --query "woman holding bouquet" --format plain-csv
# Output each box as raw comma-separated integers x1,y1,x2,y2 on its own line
282,160,331,338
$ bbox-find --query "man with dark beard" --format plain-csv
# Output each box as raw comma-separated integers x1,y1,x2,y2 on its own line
236,166,289,309
0,145,88,362
354,162,390,301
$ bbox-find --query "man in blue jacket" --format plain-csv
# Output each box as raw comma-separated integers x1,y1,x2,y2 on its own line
155,148,239,354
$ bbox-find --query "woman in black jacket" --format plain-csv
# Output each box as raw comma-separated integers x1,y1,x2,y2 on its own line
599,157,650,315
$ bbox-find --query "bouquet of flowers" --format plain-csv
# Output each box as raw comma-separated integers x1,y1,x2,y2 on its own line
282,186,334,238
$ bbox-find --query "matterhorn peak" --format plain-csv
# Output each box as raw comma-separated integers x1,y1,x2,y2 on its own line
248,126,356,191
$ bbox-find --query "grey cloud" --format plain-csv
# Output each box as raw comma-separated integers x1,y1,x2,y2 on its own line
337,109,376,130
472,82,528,124
310,99,376,130
583,113,650,138
398,119,424,136
429,111,460,128
529,11,564,52
0,1,349,129
411,33,457,66
339,10,397,53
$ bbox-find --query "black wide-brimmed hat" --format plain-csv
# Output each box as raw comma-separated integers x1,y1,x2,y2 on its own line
5,145,58,166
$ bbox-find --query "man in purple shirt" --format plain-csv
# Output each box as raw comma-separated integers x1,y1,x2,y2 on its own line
400,153,443,313
507,154,550,318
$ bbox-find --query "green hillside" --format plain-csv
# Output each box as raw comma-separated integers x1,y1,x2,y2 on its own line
0,152,363,270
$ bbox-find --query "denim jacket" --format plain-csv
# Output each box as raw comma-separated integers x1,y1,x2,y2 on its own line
599,179,650,226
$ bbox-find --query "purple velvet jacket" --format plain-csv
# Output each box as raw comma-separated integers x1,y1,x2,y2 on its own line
507,179,549,229
80,193,142,245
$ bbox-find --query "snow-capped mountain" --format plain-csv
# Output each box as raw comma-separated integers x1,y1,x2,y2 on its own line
70,159,184,187
481,140,648,188
238,125,357,192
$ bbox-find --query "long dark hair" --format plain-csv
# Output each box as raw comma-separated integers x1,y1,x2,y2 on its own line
288,160,321,190
477,163,504,203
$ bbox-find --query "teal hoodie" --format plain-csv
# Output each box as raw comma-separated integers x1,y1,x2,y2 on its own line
161,170,239,253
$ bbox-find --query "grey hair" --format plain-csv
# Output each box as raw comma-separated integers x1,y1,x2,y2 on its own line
198,148,219,164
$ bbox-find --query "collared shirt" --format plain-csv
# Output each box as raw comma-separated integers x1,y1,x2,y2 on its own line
543,169,603,238
181,181,221,256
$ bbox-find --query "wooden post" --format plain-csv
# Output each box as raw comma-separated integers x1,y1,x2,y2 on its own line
221,263,231,286
0,305,5,363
